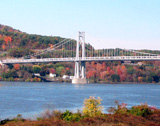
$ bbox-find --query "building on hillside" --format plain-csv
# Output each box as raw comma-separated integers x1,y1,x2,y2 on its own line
62,75,70,79
137,62,145,66
34,73,40,76
49,73,56,77
69,76,74,79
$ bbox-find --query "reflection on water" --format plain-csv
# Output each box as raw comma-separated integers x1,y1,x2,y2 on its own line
0,81,160,119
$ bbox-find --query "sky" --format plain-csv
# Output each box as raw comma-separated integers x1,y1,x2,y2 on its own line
0,0,160,50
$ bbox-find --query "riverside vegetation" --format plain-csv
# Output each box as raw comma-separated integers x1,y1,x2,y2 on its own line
0,24,160,83
0,96,160,126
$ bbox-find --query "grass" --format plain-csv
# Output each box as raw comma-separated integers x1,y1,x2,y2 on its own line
1,112,160,126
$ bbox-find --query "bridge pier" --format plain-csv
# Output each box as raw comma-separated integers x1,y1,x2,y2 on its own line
72,32,87,84
72,61,87,84
72,77,87,84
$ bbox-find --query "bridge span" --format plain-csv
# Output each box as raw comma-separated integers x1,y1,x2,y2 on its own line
1,32,160,84
2,56,160,64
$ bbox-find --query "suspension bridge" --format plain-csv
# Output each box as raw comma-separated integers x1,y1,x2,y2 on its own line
1,32,160,84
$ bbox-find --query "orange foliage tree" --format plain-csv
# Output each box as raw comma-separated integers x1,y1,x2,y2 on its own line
2,44,5,50
14,64,20,70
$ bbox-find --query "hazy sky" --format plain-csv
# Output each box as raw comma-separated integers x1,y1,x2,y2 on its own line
0,0,160,50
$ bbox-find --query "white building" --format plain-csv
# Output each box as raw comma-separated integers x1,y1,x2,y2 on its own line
49,73,56,77
34,73,40,76
69,76,74,79
62,75,70,79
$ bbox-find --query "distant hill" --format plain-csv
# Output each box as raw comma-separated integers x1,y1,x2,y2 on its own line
0,24,64,51
0,25,160,83
0,24,160,56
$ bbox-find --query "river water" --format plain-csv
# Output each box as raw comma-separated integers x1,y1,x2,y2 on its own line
0,81,160,120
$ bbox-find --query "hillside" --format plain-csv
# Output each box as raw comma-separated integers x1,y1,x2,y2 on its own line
1,24,160,54
0,24,64,51
0,24,160,57
0,24,160,83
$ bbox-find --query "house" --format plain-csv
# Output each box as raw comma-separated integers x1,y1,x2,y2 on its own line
34,73,40,76
137,62,144,66
62,75,70,79
49,73,56,77
69,76,74,79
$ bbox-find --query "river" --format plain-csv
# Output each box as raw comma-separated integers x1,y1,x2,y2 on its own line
0,81,160,120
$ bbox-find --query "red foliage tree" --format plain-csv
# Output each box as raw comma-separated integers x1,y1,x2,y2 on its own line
50,68,56,74
66,67,70,70
2,44,5,50
117,69,122,75
100,71,108,80
107,67,110,72
122,65,126,71
87,70,96,79
14,64,20,70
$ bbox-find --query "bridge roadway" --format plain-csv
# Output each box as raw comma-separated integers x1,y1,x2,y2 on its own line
1,56,160,64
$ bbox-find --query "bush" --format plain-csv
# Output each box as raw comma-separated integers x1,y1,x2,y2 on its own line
61,110,82,122
128,104,156,117
111,74,120,82
82,96,103,117
108,101,157,117
108,101,128,114
32,65,41,73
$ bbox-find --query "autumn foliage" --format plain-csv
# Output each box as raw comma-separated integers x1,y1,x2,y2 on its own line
1,98,160,126
83,96,103,117
86,61,160,83
0,24,62,51
14,64,20,70
0,24,160,83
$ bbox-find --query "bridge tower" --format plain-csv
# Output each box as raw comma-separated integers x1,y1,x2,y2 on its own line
72,32,87,84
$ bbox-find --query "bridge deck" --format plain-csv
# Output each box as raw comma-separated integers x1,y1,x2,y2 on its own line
1,56,160,64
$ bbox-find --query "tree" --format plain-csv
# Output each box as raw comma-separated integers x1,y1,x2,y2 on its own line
138,77,143,82
32,65,41,73
86,70,96,79
100,71,108,80
147,76,152,83
151,72,159,83
7,64,13,69
14,64,20,70
152,76,159,83
127,66,134,75
83,96,103,117
7,47,33,57
111,74,120,82
40,70,46,76
56,66,65,76
50,68,56,74
117,69,122,75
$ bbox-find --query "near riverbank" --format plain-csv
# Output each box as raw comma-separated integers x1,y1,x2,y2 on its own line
1,99,160,126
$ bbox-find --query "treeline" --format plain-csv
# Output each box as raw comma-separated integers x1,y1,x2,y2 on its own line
86,61,160,83
0,60,160,83
0,24,160,83
0,62,74,82
1,24,160,58
0,24,65,51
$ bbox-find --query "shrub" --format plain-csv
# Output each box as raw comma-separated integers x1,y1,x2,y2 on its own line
108,101,128,114
128,104,156,117
13,114,24,122
108,101,157,117
82,96,103,117
61,110,82,122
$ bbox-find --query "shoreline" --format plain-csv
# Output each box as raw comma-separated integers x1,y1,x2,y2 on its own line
0,80,159,85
